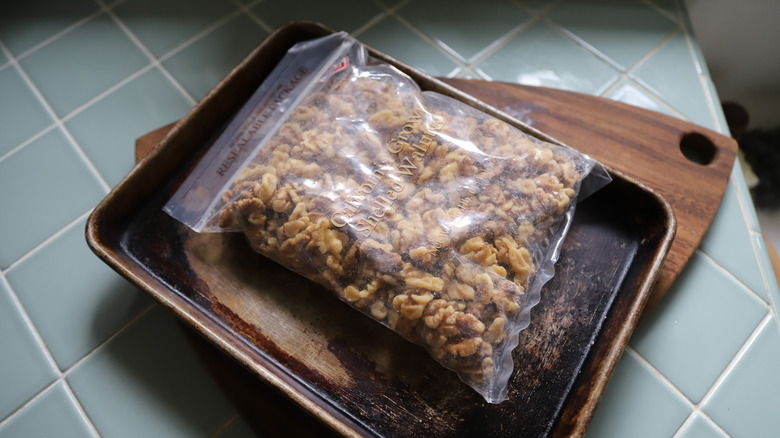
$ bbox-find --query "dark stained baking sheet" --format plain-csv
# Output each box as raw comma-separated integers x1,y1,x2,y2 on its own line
87,22,675,437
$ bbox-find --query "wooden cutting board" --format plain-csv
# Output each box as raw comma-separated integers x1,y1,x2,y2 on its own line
137,79,737,313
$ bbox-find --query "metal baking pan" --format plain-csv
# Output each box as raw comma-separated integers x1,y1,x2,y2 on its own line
86,21,675,437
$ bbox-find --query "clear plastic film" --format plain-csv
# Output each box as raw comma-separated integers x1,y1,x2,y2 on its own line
164,32,611,404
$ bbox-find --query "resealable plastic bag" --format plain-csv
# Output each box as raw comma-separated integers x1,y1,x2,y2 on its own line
164,32,610,403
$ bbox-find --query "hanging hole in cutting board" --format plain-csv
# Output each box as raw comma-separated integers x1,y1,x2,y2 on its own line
679,132,717,165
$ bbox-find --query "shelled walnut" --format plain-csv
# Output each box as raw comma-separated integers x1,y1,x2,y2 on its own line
217,65,585,393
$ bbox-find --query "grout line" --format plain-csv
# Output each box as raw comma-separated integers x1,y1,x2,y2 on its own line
0,41,112,192
671,415,697,438
4,210,93,275
59,63,157,123
696,248,772,308
694,166,773,307
351,3,392,38
372,0,537,71
598,75,688,121
378,0,413,14
0,379,60,430
0,4,764,438
640,0,685,26
695,312,772,406
13,8,104,62
373,0,411,13
208,413,240,438
748,227,779,305
471,68,491,81
351,12,388,38
727,162,761,236
678,23,724,133
542,16,626,72
64,302,157,375
0,41,50,164
61,124,112,192
616,26,680,79
0,123,59,164
626,346,733,438
467,16,540,67
623,19,724,132
231,0,274,34
590,26,691,122
672,410,732,438
620,26,682,89
154,10,242,66
593,76,621,99
61,382,103,438
94,0,198,106
386,11,471,69
0,267,151,434
0,275,62,388
468,0,562,68
625,346,696,409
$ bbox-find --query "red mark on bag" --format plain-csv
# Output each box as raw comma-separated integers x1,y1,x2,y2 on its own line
319,56,350,82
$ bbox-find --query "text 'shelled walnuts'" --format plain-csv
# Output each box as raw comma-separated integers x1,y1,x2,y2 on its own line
217,67,583,389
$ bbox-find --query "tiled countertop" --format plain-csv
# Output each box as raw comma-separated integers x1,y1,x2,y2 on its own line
1,0,779,437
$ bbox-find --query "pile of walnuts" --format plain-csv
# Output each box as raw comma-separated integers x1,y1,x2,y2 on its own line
218,66,583,387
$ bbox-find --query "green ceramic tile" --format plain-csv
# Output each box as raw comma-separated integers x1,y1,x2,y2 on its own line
732,161,762,233
19,13,149,118
0,128,105,269
397,0,530,61
0,279,58,421
0,0,99,57
678,414,728,438
584,351,690,438
0,382,93,438
703,319,780,438
753,234,780,317
632,31,713,129
356,16,458,77
0,49,8,67
751,231,774,303
772,293,780,337
0,66,53,157
630,251,767,402
66,67,193,187
547,0,679,70
67,306,234,438
606,78,679,118
477,21,619,95
162,14,267,101
6,217,153,370
251,0,382,33
683,21,710,77
113,0,239,58
703,76,728,135
700,179,768,299
214,417,255,438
